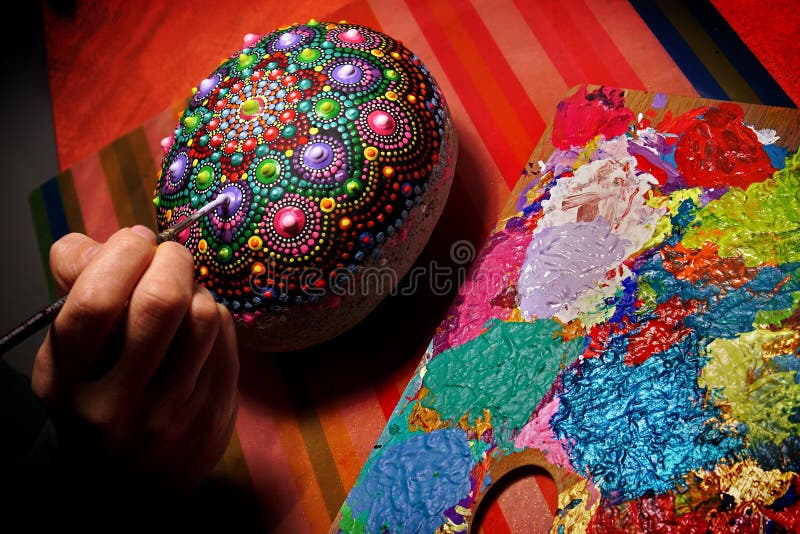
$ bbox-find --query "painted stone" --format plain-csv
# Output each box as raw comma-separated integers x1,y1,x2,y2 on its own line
154,21,456,351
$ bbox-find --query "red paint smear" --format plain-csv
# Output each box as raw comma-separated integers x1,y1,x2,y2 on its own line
661,103,775,189
585,296,698,366
634,153,669,185
587,479,800,533
551,86,635,150
660,242,762,289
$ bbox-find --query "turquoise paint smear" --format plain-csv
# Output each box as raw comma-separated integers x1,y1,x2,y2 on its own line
420,319,586,449
552,334,743,501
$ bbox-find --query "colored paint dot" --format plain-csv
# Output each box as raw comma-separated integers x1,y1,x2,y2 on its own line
339,217,352,230
364,146,378,160
241,98,261,116
274,206,306,238
383,166,395,178
298,48,320,62
297,100,312,113
196,166,214,189
282,125,297,138
385,90,398,101
198,239,208,253
238,53,255,69
231,153,244,166
183,115,199,130
384,69,398,80
340,28,365,44
320,197,336,212
252,262,265,274
248,235,263,250
345,179,362,195
256,159,280,184
199,266,208,277
368,110,396,136
218,246,232,262
345,108,359,120
153,196,160,206
298,78,312,90
315,98,340,119
269,186,284,200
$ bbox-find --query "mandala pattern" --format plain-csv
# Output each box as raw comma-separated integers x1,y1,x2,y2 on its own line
154,21,453,323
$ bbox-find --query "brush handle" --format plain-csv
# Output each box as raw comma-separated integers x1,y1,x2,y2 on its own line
0,194,232,357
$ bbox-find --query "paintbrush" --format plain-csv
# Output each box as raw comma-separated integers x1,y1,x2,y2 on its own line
0,193,233,356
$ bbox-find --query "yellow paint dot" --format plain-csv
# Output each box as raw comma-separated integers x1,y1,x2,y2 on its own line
371,49,383,57
248,236,263,251
320,197,336,213
198,239,208,253
386,91,398,101
286,149,294,157
364,146,378,161
322,85,331,92
187,139,194,147
309,127,319,135
314,65,323,72
407,94,417,104
165,209,173,221
391,52,401,59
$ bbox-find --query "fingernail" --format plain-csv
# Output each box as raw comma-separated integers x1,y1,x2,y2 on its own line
131,225,156,244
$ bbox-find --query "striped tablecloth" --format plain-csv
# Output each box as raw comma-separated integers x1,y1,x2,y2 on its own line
32,1,798,531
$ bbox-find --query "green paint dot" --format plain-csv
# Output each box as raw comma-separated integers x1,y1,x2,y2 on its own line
298,48,320,63
231,153,244,166
286,63,299,74
298,78,312,90
384,69,398,80
345,179,362,195
183,115,198,130
297,100,311,113
218,246,232,262
282,125,297,138
267,61,278,70
210,151,221,162
256,159,280,184
199,135,209,146
242,98,260,116
315,98,340,119
152,196,160,206
196,166,214,189
255,145,268,157
238,53,255,69
218,88,229,97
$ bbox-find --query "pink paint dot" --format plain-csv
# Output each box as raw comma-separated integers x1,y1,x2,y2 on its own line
340,28,365,43
274,206,306,238
368,110,396,136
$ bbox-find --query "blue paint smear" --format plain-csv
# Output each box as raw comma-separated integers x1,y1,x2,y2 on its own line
552,334,743,501
765,144,789,170
345,429,473,533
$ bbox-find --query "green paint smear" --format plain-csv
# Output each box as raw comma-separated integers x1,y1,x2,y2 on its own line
754,291,800,327
338,504,367,534
421,319,585,449
683,148,800,267
699,329,800,445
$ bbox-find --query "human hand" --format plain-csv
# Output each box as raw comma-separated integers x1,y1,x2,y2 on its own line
31,226,239,490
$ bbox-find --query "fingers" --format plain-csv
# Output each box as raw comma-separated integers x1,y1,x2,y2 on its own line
36,228,157,391
149,285,221,403
107,241,195,392
49,233,100,295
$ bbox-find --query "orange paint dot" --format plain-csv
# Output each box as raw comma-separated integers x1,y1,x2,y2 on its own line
320,197,336,212
382,166,395,178
339,217,352,230
198,239,208,253
251,262,266,274
248,235,263,250
364,146,378,161
199,266,209,277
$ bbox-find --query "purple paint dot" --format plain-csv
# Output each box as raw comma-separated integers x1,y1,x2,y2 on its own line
332,64,363,84
303,143,334,169
197,74,219,99
168,153,188,184
275,31,301,49
217,185,243,217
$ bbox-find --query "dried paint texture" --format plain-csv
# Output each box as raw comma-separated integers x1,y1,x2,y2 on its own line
682,148,800,266
552,86,634,150
341,429,472,534
553,335,742,500
700,329,800,445
421,319,585,449
513,397,571,469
